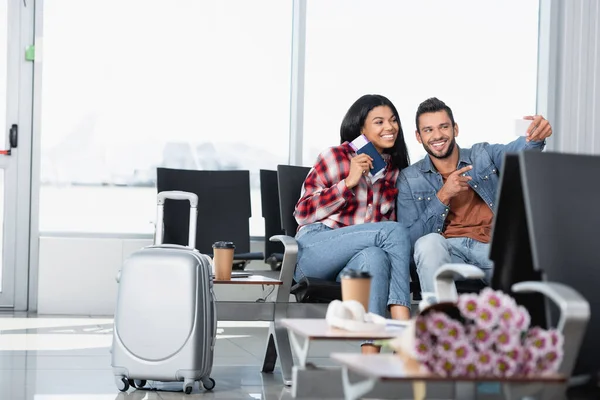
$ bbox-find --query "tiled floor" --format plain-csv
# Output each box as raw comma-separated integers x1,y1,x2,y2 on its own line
3,314,600,399
0,314,362,400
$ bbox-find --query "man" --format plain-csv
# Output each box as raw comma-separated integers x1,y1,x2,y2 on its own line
396,97,552,293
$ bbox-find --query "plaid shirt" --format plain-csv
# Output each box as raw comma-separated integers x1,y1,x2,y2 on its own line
295,143,399,231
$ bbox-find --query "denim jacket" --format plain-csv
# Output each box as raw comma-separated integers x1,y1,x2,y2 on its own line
396,137,545,247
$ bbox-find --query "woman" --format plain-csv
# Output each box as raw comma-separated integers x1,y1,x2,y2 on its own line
294,94,412,352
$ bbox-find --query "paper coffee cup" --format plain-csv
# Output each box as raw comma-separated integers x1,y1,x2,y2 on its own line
212,241,235,280
340,270,371,312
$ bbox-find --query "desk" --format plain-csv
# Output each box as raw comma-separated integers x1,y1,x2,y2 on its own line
331,353,566,400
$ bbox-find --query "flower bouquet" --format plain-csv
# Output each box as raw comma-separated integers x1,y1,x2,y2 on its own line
382,288,564,378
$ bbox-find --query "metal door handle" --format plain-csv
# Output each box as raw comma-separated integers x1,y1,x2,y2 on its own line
1,124,18,156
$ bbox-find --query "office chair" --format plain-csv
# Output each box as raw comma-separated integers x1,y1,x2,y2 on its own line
259,169,284,271
156,168,263,268
276,165,343,302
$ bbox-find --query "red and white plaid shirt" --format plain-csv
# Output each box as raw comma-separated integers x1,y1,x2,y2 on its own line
295,143,400,232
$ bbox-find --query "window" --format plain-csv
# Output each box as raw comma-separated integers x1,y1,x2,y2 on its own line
0,0,6,282
302,0,540,165
40,0,293,235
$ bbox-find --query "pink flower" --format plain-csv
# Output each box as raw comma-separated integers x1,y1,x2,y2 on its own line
515,306,531,331
446,320,465,341
474,305,499,329
541,348,563,371
526,327,550,356
505,346,526,365
469,326,494,350
426,312,453,336
415,316,429,336
452,340,475,364
525,356,549,376
463,360,480,377
522,347,534,365
480,288,508,311
436,337,455,357
547,329,564,349
497,301,524,331
433,358,462,377
493,355,518,377
458,293,480,319
475,349,496,374
413,336,433,362
493,328,521,352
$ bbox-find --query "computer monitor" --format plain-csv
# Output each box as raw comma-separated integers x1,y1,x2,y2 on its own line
489,151,600,379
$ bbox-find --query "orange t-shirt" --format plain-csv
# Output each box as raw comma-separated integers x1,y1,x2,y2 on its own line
440,171,494,243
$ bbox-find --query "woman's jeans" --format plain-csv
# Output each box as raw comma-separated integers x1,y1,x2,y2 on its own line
295,221,412,316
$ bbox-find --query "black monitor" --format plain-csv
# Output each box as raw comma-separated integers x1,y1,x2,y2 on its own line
489,151,600,380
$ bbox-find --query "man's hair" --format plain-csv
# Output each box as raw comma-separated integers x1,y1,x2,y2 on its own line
415,97,456,133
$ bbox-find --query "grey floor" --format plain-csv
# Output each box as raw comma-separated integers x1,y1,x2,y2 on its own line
0,314,366,400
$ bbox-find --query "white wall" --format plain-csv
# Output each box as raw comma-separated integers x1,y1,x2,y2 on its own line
37,237,273,315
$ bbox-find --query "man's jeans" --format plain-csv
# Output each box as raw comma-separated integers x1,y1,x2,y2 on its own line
413,233,493,293
295,221,412,316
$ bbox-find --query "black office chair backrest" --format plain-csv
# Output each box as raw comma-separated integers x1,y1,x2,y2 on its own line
260,169,285,257
156,168,252,255
276,165,310,236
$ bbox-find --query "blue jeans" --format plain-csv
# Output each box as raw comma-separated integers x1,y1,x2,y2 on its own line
413,233,494,293
295,221,412,316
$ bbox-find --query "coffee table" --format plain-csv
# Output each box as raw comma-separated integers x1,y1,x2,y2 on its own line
213,275,283,285
280,318,404,398
331,353,566,400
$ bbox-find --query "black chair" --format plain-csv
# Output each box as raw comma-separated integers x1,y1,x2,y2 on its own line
259,169,284,271
156,168,263,267
276,165,343,303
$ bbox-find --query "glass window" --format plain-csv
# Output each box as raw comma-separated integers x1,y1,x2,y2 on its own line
39,0,293,235
302,0,540,165
0,0,6,283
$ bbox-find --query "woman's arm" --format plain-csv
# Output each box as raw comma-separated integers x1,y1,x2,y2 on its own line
294,148,354,227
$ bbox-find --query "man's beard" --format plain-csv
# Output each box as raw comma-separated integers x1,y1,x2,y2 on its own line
423,136,456,159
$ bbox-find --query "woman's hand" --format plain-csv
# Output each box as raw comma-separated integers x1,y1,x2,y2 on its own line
345,154,373,189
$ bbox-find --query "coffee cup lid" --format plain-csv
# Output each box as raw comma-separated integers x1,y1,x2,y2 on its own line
212,241,235,249
340,270,371,279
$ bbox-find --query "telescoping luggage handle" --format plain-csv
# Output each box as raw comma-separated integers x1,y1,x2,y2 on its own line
155,191,198,248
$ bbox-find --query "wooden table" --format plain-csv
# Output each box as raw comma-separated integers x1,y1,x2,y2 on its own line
280,318,403,364
213,275,282,285
331,353,566,400
280,318,405,398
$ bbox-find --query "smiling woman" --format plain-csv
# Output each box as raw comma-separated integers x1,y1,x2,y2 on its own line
293,95,413,354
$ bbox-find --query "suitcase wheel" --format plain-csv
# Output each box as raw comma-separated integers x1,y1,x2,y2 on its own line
134,380,147,388
183,379,195,395
202,377,216,391
116,377,129,392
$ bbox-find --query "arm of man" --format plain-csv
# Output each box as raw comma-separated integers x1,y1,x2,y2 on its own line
396,171,448,247
485,115,552,169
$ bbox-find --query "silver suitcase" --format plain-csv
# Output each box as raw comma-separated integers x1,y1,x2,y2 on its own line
111,191,217,395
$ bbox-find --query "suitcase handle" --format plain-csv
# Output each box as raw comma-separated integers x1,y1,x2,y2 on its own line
155,191,198,248
157,191,198,207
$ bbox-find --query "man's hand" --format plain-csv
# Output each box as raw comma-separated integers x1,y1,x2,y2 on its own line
345,154,373,189
437,165,473,205
524,115,553,142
